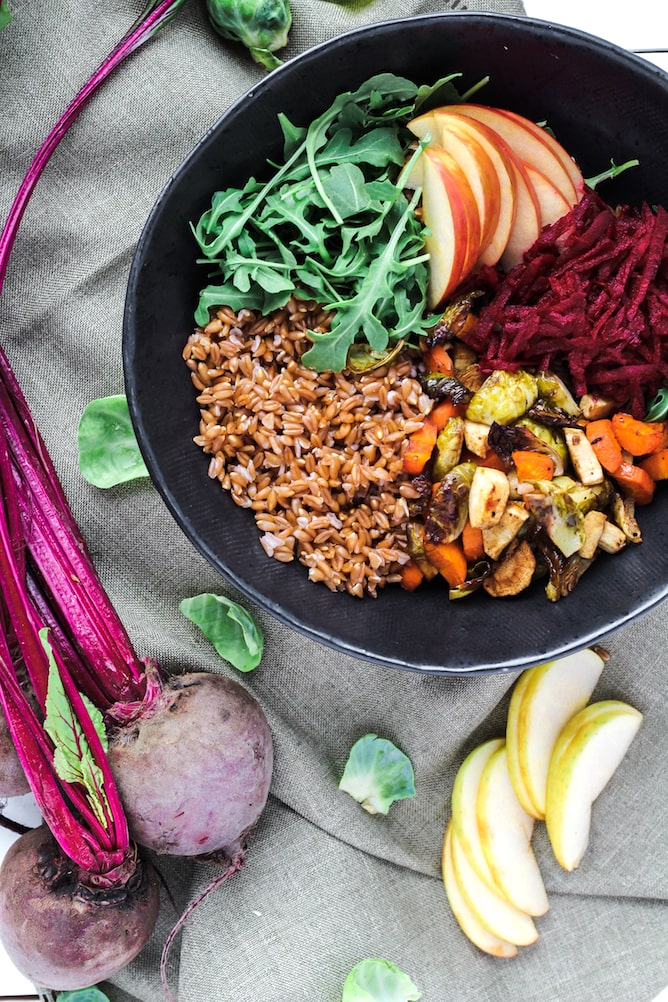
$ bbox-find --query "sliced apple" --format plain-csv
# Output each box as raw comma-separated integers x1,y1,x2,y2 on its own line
505,670,542,818
545,700,643,871
431,110,517,268
477,745,549,917
418,144,482,309
523,163,573,228
498,148,542,270
454,103,582,203
451,737,506,891
409,110,501,255
492,105,585,198
508,648,606,820
442,822,519,958
449,822,539,945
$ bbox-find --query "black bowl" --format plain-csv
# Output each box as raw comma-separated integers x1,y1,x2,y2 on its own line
123,12,668,675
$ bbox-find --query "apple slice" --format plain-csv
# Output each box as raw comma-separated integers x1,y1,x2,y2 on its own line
545,700,643,871
431,110,517,268
442,822,519,958
418,144,482,309
523,163,573,228
453,103,582,203
451,737,506,891
498,149,542,270
408,110,501,255
477,745,549,917
449,823,539,945
508,648,606,820
505,670,542,818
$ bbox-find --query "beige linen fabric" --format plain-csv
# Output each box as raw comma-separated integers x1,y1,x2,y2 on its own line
1,1,667,1000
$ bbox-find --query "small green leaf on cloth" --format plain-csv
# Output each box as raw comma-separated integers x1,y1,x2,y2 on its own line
41,628,111,829
0,1,11,31
77,394,149,488
56,988,112,1002
179,593,264,672
339,733,416,814
342,958,421,1002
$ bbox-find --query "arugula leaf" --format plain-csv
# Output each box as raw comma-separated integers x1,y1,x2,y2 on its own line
42,629,111,828
179,593,264,672
339,733,416,815
191,72,462,371
342,958,421,1002
77,394,149,488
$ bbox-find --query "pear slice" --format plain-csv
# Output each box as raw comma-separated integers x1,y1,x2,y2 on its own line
477,746,549,917
545,700,643,871
449,824,539,946
451,738,506,892
507,648,606,819
442,822,519,958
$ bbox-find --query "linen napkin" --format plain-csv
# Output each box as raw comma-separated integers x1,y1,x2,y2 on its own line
1,1,666,1000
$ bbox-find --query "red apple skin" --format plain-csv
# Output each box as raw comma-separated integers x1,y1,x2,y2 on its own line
433,111,517,269
420,145,482,309
455,103,583,201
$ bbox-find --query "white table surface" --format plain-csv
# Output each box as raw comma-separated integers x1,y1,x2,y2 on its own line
1,4,666,999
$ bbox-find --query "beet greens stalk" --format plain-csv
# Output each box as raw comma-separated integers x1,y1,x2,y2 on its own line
0,0,188,294
0,0,188,711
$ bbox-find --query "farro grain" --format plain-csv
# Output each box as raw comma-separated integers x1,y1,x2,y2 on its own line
183,298,430,596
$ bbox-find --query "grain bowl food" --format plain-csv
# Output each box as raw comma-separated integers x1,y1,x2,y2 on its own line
183,297,431,597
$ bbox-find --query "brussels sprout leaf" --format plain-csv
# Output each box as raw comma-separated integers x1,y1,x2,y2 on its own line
0,2,11,31
339,734,416,815
77,394,149,488
56,989,111,1002
342,958,421,1002
180,593,264,672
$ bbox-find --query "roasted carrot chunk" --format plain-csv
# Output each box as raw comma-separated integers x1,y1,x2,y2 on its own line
423,538,468,588
611,412,668,457
512,450,555,482
399,559,425,592
474,448,507,472
461,519,485,562
403,418,438,474
430,399,468,430
640,448,668,481
585,419,623,473
423,344,454,375
611,462,656,505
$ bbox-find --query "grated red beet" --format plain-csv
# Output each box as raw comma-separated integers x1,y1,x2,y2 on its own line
462,189,668,417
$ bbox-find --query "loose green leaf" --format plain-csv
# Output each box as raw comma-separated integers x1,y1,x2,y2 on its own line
0,1,11,31
339,733,416,815
342,959,421,1002
77,394,149,488
180,593,264,672
41,628,110,829
56,988,111,1002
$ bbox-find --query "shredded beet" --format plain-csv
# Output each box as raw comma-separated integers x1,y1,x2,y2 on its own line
462,189,668,417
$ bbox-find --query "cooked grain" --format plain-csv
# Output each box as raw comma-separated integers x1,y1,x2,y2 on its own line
183,298,432,597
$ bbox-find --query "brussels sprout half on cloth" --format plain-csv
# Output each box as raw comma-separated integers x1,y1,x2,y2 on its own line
206,0,292,70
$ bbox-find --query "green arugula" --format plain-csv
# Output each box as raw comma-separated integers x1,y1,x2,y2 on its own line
192,72,472,372
41,628,111,829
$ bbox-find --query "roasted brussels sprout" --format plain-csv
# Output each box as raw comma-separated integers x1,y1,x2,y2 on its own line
466,369,538,425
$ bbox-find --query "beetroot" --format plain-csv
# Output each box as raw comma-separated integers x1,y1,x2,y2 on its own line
0,825,159,991
108,672,273,858
462,189,668,417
